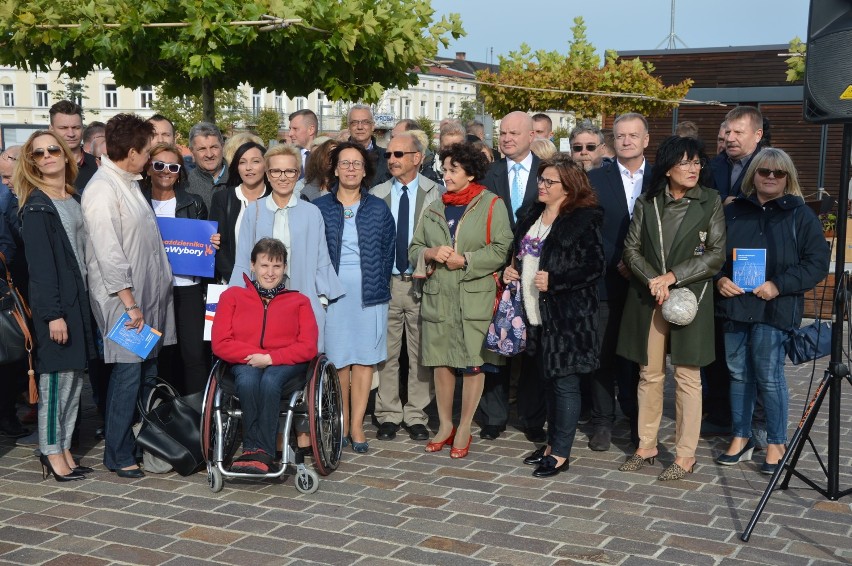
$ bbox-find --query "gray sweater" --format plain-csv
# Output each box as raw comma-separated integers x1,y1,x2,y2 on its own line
187,162,229,210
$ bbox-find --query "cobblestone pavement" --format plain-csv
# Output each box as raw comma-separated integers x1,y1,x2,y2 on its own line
1,354,851,565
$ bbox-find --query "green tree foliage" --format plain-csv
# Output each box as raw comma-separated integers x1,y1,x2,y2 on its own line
477,17,692,119
150,88,249,143
455,99,480,123
415,116,436,150
0,0,464,123
785,37,806,83
254,108,284,145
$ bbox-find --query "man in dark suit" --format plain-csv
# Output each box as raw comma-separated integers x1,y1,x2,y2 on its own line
479,111,540,441
708,106,763,204
586,112,652,451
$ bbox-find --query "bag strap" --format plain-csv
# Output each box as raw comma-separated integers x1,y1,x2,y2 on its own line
653,196,708,305
486,196,499,245
0,251,35,389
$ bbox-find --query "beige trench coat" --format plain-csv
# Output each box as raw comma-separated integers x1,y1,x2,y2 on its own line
81,155,176,363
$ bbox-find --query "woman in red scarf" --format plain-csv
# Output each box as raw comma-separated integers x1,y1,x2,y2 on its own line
410,143,513,458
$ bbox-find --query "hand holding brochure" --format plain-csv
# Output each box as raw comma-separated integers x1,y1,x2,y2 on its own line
106,312,162,358
732,248,766,291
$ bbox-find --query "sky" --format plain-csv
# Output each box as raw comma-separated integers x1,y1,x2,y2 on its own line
429,0,810,64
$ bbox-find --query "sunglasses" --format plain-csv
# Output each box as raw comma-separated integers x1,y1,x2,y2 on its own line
152,160,182,173
31,146,62,159
383,150,419,159
571,143,599,153
756,168,788,179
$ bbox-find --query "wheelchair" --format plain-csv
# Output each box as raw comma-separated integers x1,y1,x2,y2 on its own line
200,354,343,494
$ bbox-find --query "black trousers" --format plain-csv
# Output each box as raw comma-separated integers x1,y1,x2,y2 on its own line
158,284,209,395
517,347,547,431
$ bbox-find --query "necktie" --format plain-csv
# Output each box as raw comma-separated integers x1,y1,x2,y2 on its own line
511,162,523,214
396,185,409,274
300,150,310,180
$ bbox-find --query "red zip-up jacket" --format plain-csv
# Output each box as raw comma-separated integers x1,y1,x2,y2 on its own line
212,275,318,366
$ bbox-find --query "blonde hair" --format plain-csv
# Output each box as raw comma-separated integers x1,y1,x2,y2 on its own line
265,143,302,174
14,131,78,206
224,132,263,164
531,138,558,160
742,148,802,198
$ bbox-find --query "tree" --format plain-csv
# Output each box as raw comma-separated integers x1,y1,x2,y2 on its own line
455,99,480,124
150,88,249,143
476,17,692,119
785,37,806,83
0,0,464,124
253,108,284,145
415,116,436,151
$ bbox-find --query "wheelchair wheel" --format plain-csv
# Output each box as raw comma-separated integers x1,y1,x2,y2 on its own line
308,355,343,476
207,465,223,493
202,361,241,467
295,468,319,494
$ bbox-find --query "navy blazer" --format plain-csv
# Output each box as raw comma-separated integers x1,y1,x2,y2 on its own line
587,161,653,302
708,151,756,201
482,154,541,230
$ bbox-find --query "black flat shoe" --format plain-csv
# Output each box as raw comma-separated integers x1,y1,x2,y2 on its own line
479,425,501,440
406,424,430,441
115,467,145,479
532,455,569,478
376,422,399,441
523,445,548,466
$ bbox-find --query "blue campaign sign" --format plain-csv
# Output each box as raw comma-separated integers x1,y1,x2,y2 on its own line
156,217,218,278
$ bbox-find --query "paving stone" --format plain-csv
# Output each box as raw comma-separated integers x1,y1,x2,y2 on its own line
91,543,173,565
214,547,294,565
180,525,244,545
344,522,427,546
97,526,177,549
664,534,738,557
494,506,559,526
399,517,477,539
419,535,483,555
84,508,152,529
161,557,222,566
170,509,237,529
41,554,110,566
392,546,492,566
434,476,502,493
161,539,223,559
0,546,60,564
232,534,302,555
344,537,401,557
602,535,662,556
551,544,628,564
396,493,448,509
0,525,57,545
470,530,558,555
657,547,720,565
137,518,192,536
786,541,849,562
290,545,363,565
446,512,518,534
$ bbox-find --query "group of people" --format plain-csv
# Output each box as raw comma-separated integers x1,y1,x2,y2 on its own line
0,98,828,483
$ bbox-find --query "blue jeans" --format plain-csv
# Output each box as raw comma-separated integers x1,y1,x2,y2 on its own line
104,359,158,470
232,363,307,456
545,371,582,459
725,322,789,445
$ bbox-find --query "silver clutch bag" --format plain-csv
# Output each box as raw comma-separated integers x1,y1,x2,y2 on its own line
661,287,698,326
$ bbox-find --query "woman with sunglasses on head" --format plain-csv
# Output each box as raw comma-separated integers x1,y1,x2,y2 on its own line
210,142,271,283
714,148,828,475
16,131,95,481
141,142,220,395
229,144,343,353
314,141,395,454
617,135,725,481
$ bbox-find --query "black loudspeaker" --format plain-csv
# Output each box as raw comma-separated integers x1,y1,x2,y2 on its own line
803,0,852,123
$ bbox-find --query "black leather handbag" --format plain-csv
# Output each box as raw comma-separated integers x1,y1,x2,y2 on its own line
0,250,32,365
135,379,205,476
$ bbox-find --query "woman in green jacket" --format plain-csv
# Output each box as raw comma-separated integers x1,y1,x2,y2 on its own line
410,143,512,459
616,136,725,481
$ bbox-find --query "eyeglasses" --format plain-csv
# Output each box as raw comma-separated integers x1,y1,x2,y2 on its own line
268,168,299,179
756,168,788,179
537,176,562,189
31,146,62,160
349,119,373,127
152,160,182,173
675,159,706,170
383,150,419,159
338,160,365,170
571,143,599,153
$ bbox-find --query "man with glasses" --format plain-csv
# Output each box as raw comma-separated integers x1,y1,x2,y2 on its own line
478,111,540,442
370,133,442,442
710,106,764,205
569,120,605,171
586,112,652,452
347,105,390,186
49,100,98,192
186,121,229,210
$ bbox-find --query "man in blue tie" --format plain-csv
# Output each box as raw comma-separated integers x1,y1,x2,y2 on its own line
370,133,443,441
479,111,540,441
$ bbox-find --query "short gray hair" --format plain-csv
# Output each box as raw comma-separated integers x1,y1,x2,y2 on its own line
569,120,604,144
188,122,224,148
348,104,373,121
393,132,424,154
614,112,648,133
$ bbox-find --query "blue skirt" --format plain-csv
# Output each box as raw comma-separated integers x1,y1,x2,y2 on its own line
324,263,388,367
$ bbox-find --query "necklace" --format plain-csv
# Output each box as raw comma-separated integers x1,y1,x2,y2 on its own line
344,207,355,219
518,217,552,259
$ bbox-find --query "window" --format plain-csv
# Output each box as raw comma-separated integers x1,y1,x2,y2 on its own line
420,100,427,117
273,92,283,112
35,84,49,108
139,85,154,108
104,84,118,108
434,102,441,120
404,99,411,119
2,85,13,107
251,88,262,115
68,83,83,107
449,102,455,117
296,97,306,111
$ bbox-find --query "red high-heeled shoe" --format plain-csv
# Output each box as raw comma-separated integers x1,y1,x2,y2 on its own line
450,434,472,459
425,427,456,452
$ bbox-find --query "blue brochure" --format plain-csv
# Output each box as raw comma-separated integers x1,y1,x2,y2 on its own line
106,312,162,358
156,217,218,278
732,248,766,291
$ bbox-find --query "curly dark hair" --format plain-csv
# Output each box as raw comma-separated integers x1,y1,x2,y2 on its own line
105,113,155,161
646,135,710,200
328,141,375,190
438,142,489,182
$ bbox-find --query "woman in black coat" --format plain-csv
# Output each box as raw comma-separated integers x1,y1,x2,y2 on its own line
17,131,95,482
503,155,605,478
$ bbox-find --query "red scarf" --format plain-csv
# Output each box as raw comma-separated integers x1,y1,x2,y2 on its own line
442,182,486,206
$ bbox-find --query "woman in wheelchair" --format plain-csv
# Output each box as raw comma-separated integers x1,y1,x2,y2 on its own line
212,238,318,474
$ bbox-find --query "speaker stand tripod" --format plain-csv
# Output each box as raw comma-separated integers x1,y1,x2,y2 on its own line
741,123,852,541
